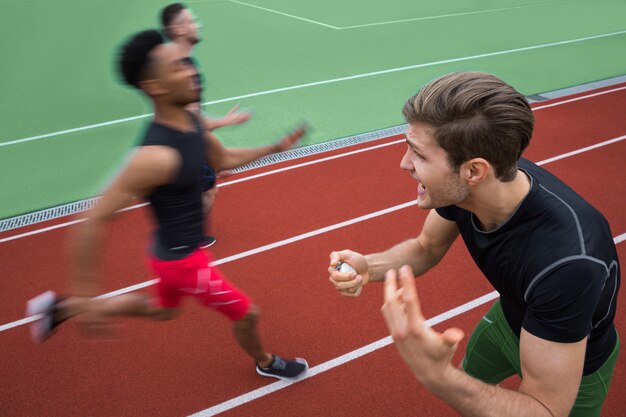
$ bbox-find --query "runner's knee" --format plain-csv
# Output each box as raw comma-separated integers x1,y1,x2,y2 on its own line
234,304,260,331
246,304,260,319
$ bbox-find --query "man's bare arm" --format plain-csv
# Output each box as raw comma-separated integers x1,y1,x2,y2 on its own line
366,210,459,282
203,123,305,172
382,267,585,417
329,210,459,297
423,330,585,417
71,146,179,297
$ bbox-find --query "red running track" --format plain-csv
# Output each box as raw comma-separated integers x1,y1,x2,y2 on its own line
0,84,625,417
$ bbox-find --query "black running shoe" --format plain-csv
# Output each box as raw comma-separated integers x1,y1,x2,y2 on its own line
200,235,217,248
27,291,62,343
256,355,308,381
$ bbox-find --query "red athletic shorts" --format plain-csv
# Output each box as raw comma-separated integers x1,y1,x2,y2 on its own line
148,249,251,321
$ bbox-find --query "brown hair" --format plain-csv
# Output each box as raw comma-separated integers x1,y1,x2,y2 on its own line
402,72,533,182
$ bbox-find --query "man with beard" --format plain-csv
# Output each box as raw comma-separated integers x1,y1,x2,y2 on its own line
329,72,620,416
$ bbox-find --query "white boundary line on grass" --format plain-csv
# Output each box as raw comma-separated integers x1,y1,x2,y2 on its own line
337,1,566,30
2,29,625,148
228,0,340,29
227,1,565,30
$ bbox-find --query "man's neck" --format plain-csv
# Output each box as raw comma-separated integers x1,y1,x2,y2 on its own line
459,170,531,231
172,37,194,55
153,103,195,132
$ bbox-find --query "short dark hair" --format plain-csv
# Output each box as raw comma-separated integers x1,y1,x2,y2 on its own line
161,3,186,38
402,72,533,182
118,29,164,89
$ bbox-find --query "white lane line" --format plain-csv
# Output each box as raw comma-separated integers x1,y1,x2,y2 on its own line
0,139,404,244
1,82,623,237
190,224,624,417
535,135,626,166
218,138,405,186
0,316,39,331
533,86,626,110
228,0,339,29
0,201,416,332
2,128,625,244
0,279,160,332
0,200,151,244
13,229,626,334
2,29,625,148
3,197,626,333
211,201,417,266
190,291,502,417
191,29,626,107
337,1,565,30
1,113,153,147
0,218,85,244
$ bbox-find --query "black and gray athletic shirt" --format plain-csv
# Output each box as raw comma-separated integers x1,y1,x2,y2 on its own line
436,158,620,375
140,113,208,259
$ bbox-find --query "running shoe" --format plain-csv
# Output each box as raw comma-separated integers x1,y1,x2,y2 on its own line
256,355,308,381
26,291,62,343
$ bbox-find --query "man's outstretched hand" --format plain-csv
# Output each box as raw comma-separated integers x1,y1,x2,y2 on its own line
381,266,465,384
273,124,308,152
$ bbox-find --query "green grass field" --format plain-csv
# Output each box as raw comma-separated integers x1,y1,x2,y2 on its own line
1,0,625,218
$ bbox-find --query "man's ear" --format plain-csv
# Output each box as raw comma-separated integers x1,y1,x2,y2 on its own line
172,24,185,38
139,79,167,97
462,158,491,185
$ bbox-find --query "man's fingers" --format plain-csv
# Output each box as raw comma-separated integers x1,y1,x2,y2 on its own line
382,270,410,339
228,103,240,114
328,266,358,283
398,265,425,330
329,251,342,268
328,276,363,297
441,327,465,347
339,285,363,298
286,131,302,145
328,250,352,269
288,125,307,142
329,275,361,289
383,269,399,302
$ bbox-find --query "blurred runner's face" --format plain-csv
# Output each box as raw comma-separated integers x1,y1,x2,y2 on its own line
400,122,470,209
151,43,201,105
175,9,201,44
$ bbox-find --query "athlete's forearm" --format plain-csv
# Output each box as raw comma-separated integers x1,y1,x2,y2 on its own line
203,117,225,131
425,366,557,417
216,144,281,171
365,237,441,282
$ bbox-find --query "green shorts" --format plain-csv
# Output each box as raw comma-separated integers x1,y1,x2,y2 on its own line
462,300,619,417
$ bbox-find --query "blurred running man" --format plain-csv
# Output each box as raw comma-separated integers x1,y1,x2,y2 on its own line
27,29,308,381
329,72,620,416
161,2,252,247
